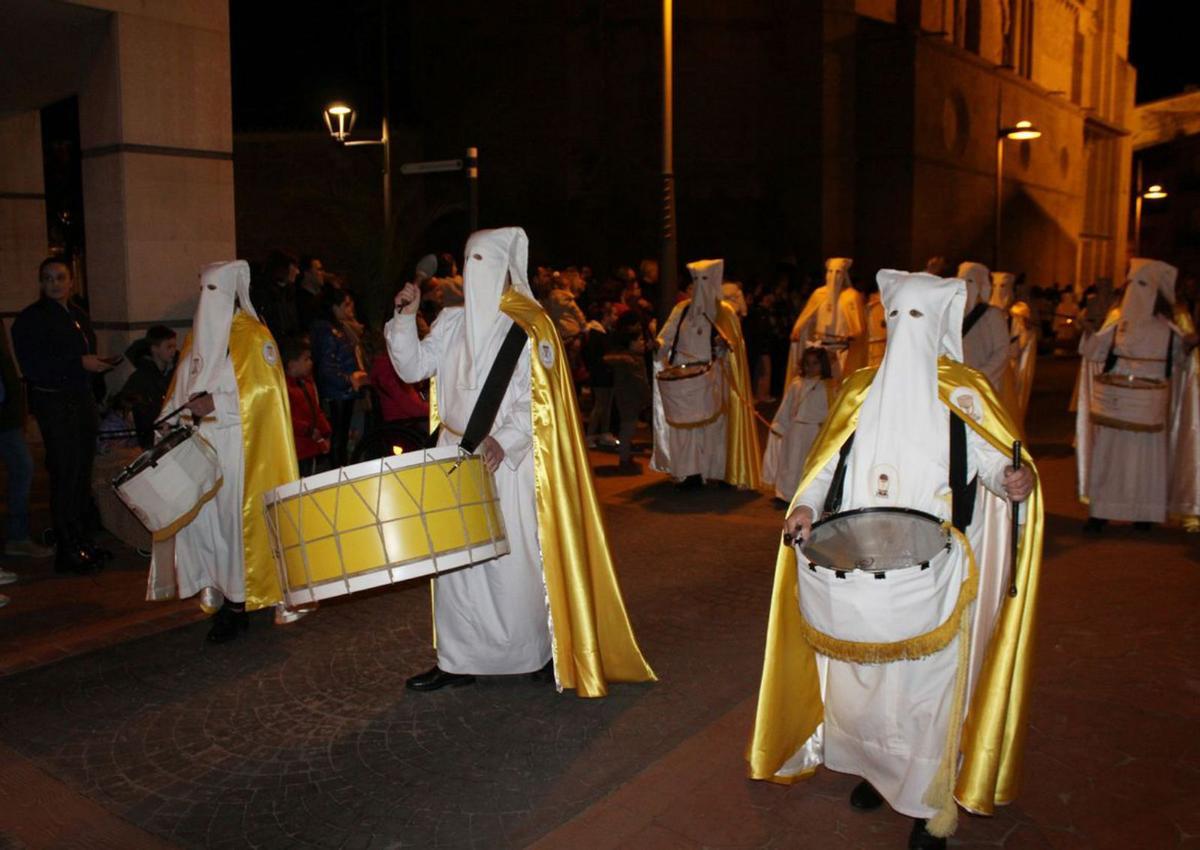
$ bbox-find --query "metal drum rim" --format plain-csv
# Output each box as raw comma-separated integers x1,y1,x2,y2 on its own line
802,506,949,572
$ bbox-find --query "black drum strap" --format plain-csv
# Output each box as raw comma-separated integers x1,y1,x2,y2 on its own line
962,302,989,337
1166,332,1174,378
459,321,529,455
822,432,856,517
1103,334,1118,374
667,303,691,366
950,413,977,532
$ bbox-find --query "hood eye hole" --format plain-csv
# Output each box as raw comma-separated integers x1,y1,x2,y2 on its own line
472,253,482,261
888,309,899,318
909,309,923,318
205,284,217,290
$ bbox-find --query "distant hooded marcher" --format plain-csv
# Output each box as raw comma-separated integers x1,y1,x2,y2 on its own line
957,262,1013,405
787,258,867,385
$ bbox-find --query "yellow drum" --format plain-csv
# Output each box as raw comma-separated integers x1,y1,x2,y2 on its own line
1089,373,1170,432
264,446,509,609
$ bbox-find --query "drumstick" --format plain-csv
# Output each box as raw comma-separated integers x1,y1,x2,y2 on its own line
1008,440,1021,598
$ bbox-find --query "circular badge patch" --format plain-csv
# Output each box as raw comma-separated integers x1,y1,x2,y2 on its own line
262,341,279,366
951,387,984,424
189,354,204,377
538,340,555,369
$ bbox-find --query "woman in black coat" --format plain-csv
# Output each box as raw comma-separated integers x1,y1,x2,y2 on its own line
11,257,116,573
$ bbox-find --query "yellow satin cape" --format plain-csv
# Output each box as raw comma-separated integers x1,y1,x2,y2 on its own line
712,300,762,489
161,313,299,611
746,358,1044,816
500,290,657,696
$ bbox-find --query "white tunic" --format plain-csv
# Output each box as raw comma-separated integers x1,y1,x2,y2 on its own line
1081,317,1178,522
655,301,728,481
761,377,828,501
962,307,1011,395
789,286,866,380
154,354,247,602
385,308,551,675
793,415,1009,819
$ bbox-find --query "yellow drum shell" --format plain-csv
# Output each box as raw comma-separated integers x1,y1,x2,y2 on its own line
264,446,509,608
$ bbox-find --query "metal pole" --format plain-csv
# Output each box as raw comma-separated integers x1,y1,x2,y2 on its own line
659,0,678,323
466,146,479,233
994,90,1004,271
380,0,392,291
1133,159,1143,257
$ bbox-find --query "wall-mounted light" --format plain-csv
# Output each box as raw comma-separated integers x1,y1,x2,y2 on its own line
323,103,356,142
1002,120,1042,141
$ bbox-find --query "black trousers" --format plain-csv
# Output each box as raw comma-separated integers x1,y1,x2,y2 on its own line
326,397,356,469
30,387,99,548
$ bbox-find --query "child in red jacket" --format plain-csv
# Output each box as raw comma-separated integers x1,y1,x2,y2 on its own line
283,336,332,475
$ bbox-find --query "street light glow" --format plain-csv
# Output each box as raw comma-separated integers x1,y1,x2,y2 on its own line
1003,120,1042,140
1143,184,1168,199
323,103,357,142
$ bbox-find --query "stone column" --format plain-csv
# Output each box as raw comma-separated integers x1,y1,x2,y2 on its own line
75,1,235,379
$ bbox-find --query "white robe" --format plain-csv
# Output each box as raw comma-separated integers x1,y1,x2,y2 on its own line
385,307,551,675
655,301,728,481
791,415,1010,819
761,377,828,501
152,353,246,602
963,307,1011,395
1080,318,1179,522
789,286,865,381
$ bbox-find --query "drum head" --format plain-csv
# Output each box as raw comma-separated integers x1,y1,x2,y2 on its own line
801,507,949,572
113,426,194,485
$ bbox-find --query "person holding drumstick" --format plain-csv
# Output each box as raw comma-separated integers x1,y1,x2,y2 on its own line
749,271,1041,850
386,226,654,696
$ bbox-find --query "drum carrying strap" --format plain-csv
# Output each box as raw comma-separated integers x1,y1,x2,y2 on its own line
961,302,989,337
458,321,529,455
1103,333,1173,377
667,302,720,366
821,415,975,531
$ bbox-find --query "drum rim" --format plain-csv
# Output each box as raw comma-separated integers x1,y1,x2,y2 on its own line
802,506,949,572
1094,373,1168,389
658,361,713,380
112,425,196,487
264,444,478,504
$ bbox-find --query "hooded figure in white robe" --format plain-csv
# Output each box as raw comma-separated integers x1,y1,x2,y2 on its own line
147,261,300,639
1075,258,1200,527
761,348,834,502
766,271,1036,841
788,258,867,384
990,271,1037,427
958,262,1012,402
385,227,655,694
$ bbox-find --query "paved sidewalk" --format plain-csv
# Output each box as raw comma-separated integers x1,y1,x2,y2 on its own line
0,357,1196,849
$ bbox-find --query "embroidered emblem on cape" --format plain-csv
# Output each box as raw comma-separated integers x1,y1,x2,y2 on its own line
951,387,984,424
190,354,204,377
869,463,898,502
538,340,555,368
262,342,279,366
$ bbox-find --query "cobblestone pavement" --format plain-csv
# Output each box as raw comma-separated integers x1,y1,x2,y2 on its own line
1,357,1197,849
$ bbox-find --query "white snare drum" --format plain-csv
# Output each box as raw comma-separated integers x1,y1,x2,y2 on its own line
657,361,725,427
1089,373,1169,432
263,446,509,609
112,426,222,539
800,507,950,572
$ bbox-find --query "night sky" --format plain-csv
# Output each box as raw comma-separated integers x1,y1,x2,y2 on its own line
231,2,1195,135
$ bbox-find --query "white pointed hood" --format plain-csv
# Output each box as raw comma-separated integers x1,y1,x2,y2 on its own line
457,227,533,390
181,260,255,397
687,258,724,313
957,261,991,311
846,270,965,515
825,257,853,296
1122,258,1178,323
990,272,1016,309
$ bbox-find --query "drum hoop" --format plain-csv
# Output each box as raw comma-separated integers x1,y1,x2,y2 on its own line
803,506,949,572
1094,374,1168,389
657,361,713,381
112,425,195,487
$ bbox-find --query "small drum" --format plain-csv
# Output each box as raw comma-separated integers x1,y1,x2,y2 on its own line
816,333,851,352
112,426,222,538
1089,373,1170,432
800,507,950,572
263,446,509,609
657,361,725,427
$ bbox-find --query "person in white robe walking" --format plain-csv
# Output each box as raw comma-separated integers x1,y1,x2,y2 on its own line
787,257,866,384
761,347,833,505
958,262,1012,403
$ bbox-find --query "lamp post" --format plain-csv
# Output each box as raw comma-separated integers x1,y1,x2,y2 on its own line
658,0,678,323
1133,159,1167,256
994,118,1042,269
323,100,392,286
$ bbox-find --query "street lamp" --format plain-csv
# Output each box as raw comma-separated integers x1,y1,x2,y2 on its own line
659,0,678,322
323,99,392,286
1133,158,1168,256
323,103,356,142
995,118,1042,268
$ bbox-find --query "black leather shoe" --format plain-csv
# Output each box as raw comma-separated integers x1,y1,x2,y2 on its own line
206,603,249,644
530,660,555,684
405,666,476,692
908,819,947,850
676,474,703,490
55,546,101,575
1082,517,1107,534
849,780,884,811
